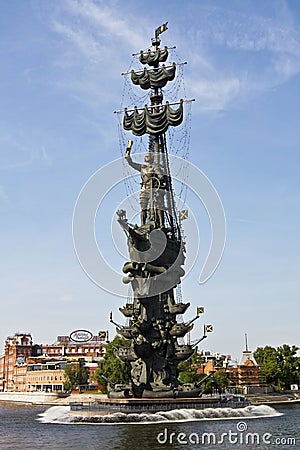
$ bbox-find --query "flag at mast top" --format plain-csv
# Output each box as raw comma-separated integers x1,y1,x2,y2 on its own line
153,22,168,46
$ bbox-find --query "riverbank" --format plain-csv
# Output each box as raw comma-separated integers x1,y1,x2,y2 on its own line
0,391,69,404
0,391,299,406
0,391,106,405
247,392,300,405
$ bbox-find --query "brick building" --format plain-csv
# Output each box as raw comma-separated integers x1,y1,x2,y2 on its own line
42,335,105,361
0,332,106,392
0,333,41,391
236,347,260,393
197,340,261,392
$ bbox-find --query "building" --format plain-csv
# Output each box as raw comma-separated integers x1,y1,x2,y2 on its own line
236,340,260,393
0,332,106,392
42,335,105,361
26,359,67,392
0,333,41,391
197,336,261,393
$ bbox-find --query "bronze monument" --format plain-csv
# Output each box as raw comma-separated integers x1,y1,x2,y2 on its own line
110,24,208,399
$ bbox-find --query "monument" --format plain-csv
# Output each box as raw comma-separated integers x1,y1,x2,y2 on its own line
109,23,209,399
70,24,249,416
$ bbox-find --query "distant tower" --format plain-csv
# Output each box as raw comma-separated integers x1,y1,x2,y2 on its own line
240,333,257,365
238,333,260,393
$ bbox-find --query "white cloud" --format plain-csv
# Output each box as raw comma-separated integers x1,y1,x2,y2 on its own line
0,132,52,170
194,3,300,56
51,0,146,67
182,3,300,109
62,0,146,49
189,77,241,111
47,1,300,113
52,20,105,64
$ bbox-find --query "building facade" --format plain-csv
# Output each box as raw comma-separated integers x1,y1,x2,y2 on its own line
197,345,261,392
0,333,39,391
0,332,106,392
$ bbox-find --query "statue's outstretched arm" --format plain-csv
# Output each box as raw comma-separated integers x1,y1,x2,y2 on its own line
125,141,142,172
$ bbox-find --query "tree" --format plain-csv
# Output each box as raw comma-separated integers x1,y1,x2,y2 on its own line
63,362,89,392
276,344,300,389
254,346,280,386
205,370,229,394
177,352,205,384
254,344,300,390
92,336,131,391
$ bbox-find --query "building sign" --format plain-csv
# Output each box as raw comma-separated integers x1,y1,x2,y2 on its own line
69,329,93,343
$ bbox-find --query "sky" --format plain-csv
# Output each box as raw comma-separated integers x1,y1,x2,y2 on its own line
0,0,299,361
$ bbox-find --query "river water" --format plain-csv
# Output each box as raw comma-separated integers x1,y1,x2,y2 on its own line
0,402,299,449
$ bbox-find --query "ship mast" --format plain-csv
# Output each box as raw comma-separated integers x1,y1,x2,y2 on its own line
150,23,179,237
121,22,186,238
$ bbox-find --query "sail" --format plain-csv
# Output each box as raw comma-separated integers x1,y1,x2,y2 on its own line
123,101,183,136
139,47,168,66
131,64,176,90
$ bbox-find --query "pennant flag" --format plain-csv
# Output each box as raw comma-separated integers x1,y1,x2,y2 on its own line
180,210,188,220
205,324,213,333
155,22,168,37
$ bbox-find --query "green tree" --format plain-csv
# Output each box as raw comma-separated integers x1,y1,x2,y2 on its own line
254,344,300,390
92,336,131,391
63,362,89,392
276,344,300,389
254,346,280,386
178,352,205,384
205,370,229,394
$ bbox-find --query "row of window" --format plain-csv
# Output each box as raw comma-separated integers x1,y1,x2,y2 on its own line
31,385,63,391
45,348,102,353
28,375,63,382
28,363,67,371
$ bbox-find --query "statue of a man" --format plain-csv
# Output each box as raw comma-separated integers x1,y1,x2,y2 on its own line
125,143,166,227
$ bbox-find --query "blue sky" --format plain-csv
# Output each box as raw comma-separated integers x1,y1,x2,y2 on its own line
0,0,299,360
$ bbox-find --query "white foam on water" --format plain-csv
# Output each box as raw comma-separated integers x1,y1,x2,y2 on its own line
38,406,76,424
38,404,282,426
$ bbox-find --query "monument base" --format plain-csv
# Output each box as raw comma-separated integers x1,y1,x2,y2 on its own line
70,395,249,415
